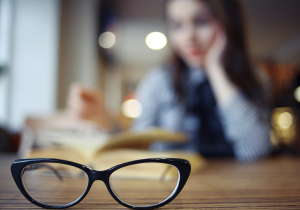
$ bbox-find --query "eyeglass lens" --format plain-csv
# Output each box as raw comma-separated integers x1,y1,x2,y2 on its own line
21,163,89,206
109,162,179,207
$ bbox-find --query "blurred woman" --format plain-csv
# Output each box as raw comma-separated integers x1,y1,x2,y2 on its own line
69,0,272,161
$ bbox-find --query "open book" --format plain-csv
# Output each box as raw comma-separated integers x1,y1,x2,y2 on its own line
24,128,205,179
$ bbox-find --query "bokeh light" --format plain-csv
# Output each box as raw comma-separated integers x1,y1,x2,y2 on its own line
145,32,167,50
122,99,142,118
294,86,300,102
277,112,293,129
98,32,115,48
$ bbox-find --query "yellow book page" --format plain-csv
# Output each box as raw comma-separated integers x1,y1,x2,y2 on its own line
100,128,186,152
34,128,186,162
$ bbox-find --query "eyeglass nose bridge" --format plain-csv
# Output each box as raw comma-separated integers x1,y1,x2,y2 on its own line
90,170,108,182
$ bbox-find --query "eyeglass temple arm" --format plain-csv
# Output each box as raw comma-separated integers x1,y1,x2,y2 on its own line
22,164,63,181
160,165,173,181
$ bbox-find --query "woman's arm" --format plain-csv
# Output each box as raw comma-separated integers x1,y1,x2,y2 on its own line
131,68,163,131
67,83,115,131
217,91,272,161
206,61,272,162
204,30,272,161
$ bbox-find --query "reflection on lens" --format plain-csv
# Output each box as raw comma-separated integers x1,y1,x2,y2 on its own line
22,163,88,206
109,163,179,207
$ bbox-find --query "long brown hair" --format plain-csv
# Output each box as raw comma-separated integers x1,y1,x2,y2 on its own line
168,0,265,106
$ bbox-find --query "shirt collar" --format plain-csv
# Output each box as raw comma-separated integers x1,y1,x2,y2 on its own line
187,66,206,85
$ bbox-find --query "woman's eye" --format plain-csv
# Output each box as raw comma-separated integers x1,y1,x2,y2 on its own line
195,18,209,27
168,21,181,30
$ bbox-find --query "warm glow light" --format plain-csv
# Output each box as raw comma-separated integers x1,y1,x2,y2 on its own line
294,86,300,102
145,32,167,50
98,32,115,48
122,99,142,118
277,112,293,129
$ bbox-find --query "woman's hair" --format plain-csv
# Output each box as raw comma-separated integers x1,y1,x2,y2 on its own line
167,0,265,106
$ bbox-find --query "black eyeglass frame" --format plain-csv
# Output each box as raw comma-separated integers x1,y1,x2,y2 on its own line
11,158,191,209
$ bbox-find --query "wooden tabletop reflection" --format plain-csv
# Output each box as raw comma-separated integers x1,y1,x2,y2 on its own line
1,154,300,209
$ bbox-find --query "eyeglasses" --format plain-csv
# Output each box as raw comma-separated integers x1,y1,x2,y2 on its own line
11,158,190,209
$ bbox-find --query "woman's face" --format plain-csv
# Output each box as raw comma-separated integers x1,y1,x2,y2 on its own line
166,0,221,68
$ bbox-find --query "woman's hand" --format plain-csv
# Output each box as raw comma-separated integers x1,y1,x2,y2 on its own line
202,28,227,71
202,28,237,105
67,83,114,131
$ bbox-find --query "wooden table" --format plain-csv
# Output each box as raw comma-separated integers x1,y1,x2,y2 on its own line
1,154,300,209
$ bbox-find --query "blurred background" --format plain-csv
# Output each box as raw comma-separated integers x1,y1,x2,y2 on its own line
1,0,300,153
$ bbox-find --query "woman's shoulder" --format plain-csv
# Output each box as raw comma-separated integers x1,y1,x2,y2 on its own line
139,65,174,90
144,65,173,83
135,65,175,101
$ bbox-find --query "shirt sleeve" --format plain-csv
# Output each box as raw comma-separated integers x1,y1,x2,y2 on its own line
131,68,163,131
217,91,273,162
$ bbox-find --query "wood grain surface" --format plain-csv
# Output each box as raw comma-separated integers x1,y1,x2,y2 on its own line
1,154,300,209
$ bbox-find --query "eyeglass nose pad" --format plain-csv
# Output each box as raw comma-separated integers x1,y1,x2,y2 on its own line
91,170,107,181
